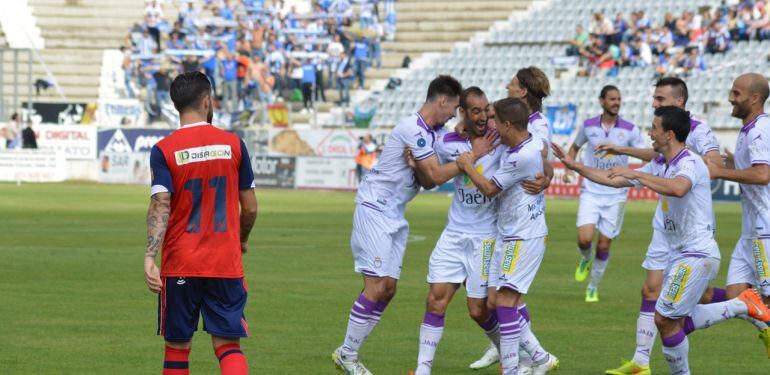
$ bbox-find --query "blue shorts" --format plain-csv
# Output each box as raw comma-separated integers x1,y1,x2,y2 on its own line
157,277,249,342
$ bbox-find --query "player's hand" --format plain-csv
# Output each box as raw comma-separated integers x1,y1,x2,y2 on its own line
454,122,469,139
705,157,722,180
722,149,735,169
471,129,499,160
608,166,635,180
144,257,162,294
456,152,474,171
594,143,619,156
552,143,578,169
562,170,576,184
522,173,550,195
404,147,417,169
241,241,248,254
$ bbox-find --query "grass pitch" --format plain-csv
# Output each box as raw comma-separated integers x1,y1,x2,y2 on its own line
0,182,767,374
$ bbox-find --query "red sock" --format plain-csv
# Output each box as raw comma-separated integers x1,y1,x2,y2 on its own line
214,343,248,375
163,345,190,375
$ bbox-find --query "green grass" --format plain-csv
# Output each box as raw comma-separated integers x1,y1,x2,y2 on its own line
0,182,767,374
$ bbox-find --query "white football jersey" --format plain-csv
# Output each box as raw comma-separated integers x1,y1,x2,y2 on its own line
632,148,718,257
491,134,548,240
573,115,646,196
687,114,720,156
735,113,770,239
528,111,552,145
435,132,506,234
356,113,439,219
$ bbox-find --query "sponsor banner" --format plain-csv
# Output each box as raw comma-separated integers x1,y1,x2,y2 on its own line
98,99,145,127
252,156,296,188
0,149,66,182
98,128,173,154
546,162,658,200
35,125,97,160
23,101,91,125
546,103,578,136
97,151,151,184
710,178,741,202
295,156,357,190
268,128,391,157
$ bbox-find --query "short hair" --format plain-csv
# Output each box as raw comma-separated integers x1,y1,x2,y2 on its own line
426,75,463,102
515,66,550,112
749,76,770,103
654,106,691,143
655,76,689,105
600,85,620,99
170,71,212,113
459,86,486,110
493,97,530,131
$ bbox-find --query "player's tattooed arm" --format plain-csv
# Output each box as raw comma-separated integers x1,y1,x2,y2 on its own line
239,189,258,254
145,192,171,258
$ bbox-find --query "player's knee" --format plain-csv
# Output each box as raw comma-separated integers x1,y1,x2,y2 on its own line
577,236,593,250
166,340,192,350
426,293,449,314
467,302,488,324
653,313,675,333
641,284,660,300
596,241,610,254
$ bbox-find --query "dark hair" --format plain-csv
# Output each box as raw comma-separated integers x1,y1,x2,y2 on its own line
170,71,212,113
493,97,530,131
515,66,550,112
426,75,463,102
459,86,485,110
600,85,620,99
654,106,691,142
655,76,689,105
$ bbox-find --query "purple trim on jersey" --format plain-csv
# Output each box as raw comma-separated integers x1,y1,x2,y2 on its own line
422,312,445,328
689,118,702,132
528,112,544,122
752,160,770,166
653,155,666,164
681,252,707,258
507,135,534,154
416,112,431,132
584,116,601,128
616,117,635,131
413,149,435,161
640,299,657,313
360,268,378,277
661,329,686,347
503,236,523,241
491,176,504,190
741,113,767,133
361,201,383,212
702,146,720,154
442,132,467,143
669,148,691,166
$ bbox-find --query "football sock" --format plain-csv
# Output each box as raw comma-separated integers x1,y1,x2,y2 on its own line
737,314,770,330
214,343,247,375
163,345,190,375
709,287,727,303
578,244,593,260
416,312,445,375
477,308,500,350
342,293,377,358
518,304,547,365
661,329,690,375
364,300,389,339
683,298,748,333
497,305,521,375
588,250,610,290
631,299,657,367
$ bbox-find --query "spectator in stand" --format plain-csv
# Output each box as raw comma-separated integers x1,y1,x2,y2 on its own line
138,28,158,58
266,44,286,98
314,54,327,103
336,51,353,106
236,50,252,104
611,12,627,44
166,32,185,65
220,49,239,112
21,120,36,149
590,12,614,42
681,47,707,76
353,34,368,89
354,134,377,182
4,113,19,149
300,58,317,112
144,0,164,50
360,0,374,30
706,22,730,53
153,63,173,109
369,17,383,69
327,34,344,88
121,46,136,98
253,61,275,105
567,24,589,56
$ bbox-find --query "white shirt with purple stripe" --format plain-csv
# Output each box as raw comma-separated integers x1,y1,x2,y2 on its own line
356,113,439,219
491,134,548,241
435,131,506,235
573,115,646,196
528,111,552,145
632,148,719,258
687,114,720,155
735,113,770,239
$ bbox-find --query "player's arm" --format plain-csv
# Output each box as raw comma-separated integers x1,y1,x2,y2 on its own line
702,150,724,168
413,130,497,187
406,148,436,190
552,143,631,188
707,161,770,185
145,192,170,293
238,140,258,254
456,152,501,197
610,167,692,197
595,144,658,162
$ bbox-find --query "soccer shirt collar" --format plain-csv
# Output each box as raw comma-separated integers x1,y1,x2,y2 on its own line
180,121,209,128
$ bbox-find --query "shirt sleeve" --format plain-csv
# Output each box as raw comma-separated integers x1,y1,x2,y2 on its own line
691,127,720,155
238,139,256,190
573,122,588,148
673,160,698,190
748,129,770,166
532,120,552,145
629,161,656,188
400,125,435,161
491,153,521,190
150,145,174,196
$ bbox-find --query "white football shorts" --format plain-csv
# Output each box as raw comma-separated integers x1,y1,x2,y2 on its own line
576,192,627,239
427,229,496,299
350,204,409,279
495,236,546,295
726,238,770,296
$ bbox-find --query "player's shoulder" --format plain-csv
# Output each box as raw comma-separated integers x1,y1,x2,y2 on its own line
529,111,549,125
689,114,712,133
393,113,422,135
748,114,770,136
616,116,637,131
583,115,601,128
441,131,467,144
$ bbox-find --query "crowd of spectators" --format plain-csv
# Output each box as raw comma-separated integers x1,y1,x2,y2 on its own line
123,0,396,123
566,0,770,78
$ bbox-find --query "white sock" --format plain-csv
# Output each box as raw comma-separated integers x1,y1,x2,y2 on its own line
662,330,690,375
416,312,444,375
685,299,748,332
363,300,388,339
738,314,770,330
631,300,657,367
497,306,521,375
517,306,548,365
588,252,609,290
342,294,378,358
478,311,501,351
578,244,593,260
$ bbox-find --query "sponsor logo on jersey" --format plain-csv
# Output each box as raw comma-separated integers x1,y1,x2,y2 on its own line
175,145,232,166
665,263,691,303
463,165,484,187
417,138,426,148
